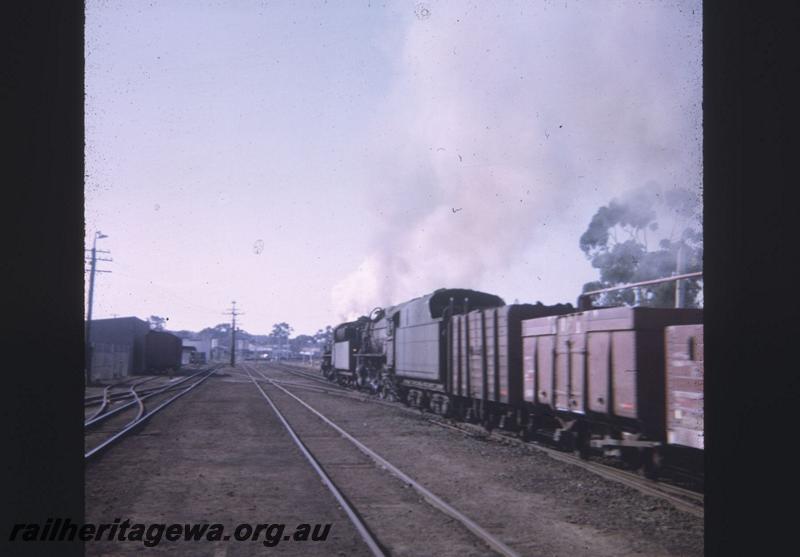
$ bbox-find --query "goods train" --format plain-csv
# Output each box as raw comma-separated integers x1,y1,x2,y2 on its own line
321,286,703,477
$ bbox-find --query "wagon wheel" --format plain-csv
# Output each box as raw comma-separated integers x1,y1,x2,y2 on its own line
481,413,497,432
464,407,477,424
642,447,663,479
516,426,530,441
575,433,589,460
574,427,591,460
620,447,642,470
448,402,463,422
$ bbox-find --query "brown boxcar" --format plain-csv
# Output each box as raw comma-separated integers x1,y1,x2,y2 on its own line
449,303,573,406
665,324,704,450
144,330,182,373
521,307,702,443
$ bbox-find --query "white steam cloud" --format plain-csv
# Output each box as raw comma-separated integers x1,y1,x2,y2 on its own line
332,1,702,320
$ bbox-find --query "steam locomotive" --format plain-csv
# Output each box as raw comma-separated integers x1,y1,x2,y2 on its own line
321,286,704,477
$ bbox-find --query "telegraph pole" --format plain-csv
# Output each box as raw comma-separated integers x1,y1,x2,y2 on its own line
223,301,244,366
85,231,112,385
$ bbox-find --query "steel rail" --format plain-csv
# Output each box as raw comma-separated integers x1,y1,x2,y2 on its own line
260,364,461,417
86,377,156,419
84,368,219,404
425,418,704,517
84,380,186,427
85,376,145,402
244,367,386,557
249,365,521,557
266,362,351,391
85,369,216,460
257,377,406,410
537,447,704,517
87,381,192,405
260,379,342,395
85,385,113,421
83,370,209,428
129,380,147,424
267,361,381,396
265,363,704,517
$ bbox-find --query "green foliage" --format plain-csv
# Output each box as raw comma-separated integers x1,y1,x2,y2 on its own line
167,321,334,353
197,323,232,340
270,322,293,343
314,326,333,345
148,315,168,331
579,185,702,307
289,334,316,352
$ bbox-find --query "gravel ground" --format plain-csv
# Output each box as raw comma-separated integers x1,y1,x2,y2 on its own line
85,368,369,557
259,377,510,556
255,363,703,557
86,363,703,556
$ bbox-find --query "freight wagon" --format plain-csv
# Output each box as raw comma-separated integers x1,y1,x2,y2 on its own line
144,330,182,373
322,285,703,476
663,323,704,473
519,306,702,470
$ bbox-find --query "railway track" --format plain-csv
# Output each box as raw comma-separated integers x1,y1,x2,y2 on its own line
267,361,351,390
260,361,704,518
84,370,211,427
244,362,522,557
84,366,220,460
83,376,199,421
84,376,161,421
85,376,154,405
425,418,704,518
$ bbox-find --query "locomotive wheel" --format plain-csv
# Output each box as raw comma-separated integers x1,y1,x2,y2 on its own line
369,378,380,395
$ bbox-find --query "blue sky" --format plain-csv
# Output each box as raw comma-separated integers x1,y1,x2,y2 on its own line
85,0,702,335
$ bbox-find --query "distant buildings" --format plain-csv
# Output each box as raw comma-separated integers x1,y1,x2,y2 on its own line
181,345,196,365
181,338,216,363
87,317,182,382
88,319,325,377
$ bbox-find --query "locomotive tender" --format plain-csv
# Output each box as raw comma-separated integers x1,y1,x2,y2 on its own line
322,287,704,475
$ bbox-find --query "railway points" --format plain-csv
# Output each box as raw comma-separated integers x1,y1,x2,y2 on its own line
85,366,374,557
